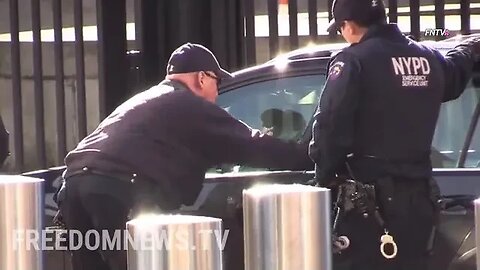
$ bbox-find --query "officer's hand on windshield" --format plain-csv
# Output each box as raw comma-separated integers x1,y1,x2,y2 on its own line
457,37,480,61
261,126,274,136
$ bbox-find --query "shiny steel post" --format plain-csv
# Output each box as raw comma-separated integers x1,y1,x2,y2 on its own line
0,175,44,270
127,214,223,270
475,198,480,270
243,184,332,270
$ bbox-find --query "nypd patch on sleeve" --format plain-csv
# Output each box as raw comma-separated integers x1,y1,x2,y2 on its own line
328,61,345,80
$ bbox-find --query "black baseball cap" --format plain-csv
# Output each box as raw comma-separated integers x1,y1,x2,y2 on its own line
327,0,387,33
166,43,233,79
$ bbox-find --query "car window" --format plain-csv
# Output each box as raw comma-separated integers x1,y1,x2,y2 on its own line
210,75,326,173
217,75,326,142
214,73,480,171
431,79,480,168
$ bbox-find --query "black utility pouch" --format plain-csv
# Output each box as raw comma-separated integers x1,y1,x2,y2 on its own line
372,176,396,219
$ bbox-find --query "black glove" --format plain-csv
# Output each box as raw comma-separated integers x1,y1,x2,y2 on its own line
305,177,345,188
456,37,480,61
305,178,319,186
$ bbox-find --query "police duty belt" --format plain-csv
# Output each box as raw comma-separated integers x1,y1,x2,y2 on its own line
332,179,398,259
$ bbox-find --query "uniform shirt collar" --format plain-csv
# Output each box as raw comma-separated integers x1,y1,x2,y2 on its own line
160,79,192,92
358,23,407,43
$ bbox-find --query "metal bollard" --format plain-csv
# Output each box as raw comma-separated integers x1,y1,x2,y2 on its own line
127,214,224,270
475,198,480,270
0,175,44,270
243,184,332,270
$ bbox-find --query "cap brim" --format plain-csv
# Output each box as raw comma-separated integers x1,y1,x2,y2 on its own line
215,68,234,79
326,19,341,33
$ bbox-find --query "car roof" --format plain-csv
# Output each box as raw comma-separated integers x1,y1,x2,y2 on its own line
263,33,480,67
268,35,479,63
224,33,479,88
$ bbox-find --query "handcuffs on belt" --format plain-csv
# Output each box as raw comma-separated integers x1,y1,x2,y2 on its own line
380,230,397,259
330,178,398,259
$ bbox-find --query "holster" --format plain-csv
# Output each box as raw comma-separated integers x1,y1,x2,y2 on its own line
335,179,378,216
331,177,385,238
52,178,67,229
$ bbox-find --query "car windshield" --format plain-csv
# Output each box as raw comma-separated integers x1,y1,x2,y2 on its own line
218,75,325,142
212,74,325,173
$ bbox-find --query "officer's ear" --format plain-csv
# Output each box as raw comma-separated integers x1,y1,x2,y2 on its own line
186,72,204,97
194,71,205,91
198,71,209,89
343,21,368,43
347,21,365,36
342,21,354,35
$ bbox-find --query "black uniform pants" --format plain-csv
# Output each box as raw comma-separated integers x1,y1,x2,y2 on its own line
60,174,133,270
334,177,436,270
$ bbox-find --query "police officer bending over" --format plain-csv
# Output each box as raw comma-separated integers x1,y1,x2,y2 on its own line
57,43,312,270
308,0,480,269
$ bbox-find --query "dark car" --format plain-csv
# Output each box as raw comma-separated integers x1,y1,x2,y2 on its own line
27,36,480,270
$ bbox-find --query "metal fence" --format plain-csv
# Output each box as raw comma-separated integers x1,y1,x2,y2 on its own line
1,0,477,173
3,0,129,173
7,0,85,172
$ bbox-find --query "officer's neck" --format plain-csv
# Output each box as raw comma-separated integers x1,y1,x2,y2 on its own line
346,30,367,44
343,22,369,44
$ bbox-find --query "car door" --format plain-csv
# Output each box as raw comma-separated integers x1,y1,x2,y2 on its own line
432,75,480,195
429,69,480,270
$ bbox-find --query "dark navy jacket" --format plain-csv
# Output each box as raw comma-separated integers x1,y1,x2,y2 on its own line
63,79,312,207
309,24,477,185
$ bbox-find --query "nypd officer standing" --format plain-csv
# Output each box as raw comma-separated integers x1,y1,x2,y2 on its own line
58,43,312,270
308,0,480,269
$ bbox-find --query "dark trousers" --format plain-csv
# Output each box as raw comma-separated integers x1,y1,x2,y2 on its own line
60,174,133,270
334,178,436,270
